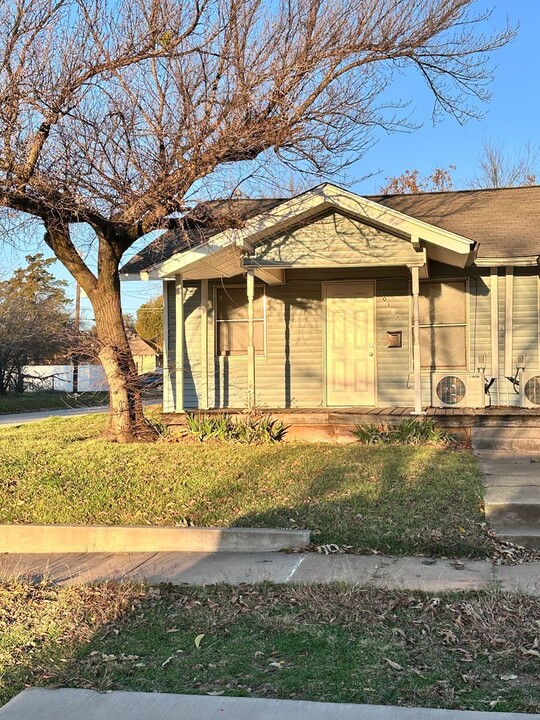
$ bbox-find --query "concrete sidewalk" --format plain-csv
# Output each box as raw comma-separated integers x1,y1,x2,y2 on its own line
2,550,540,593
1,688,537,720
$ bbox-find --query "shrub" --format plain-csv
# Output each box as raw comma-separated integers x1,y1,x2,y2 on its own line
352,418,453,445
181,413,288,444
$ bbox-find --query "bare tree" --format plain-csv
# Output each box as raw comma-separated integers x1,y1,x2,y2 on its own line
470,139,538,189
0,0,513,440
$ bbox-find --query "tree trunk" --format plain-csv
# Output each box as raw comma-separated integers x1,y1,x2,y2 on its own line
43,219,156,442
90,275,154,443
92,286,153,441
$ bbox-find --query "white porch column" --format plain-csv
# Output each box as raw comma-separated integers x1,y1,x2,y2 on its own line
410,265,425,415
247,269,256,409
162,280,174,412
175,274,184,412
200,279,209,409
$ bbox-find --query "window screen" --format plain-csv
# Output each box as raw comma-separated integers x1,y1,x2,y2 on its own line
418,280,467,370
215,286,265,356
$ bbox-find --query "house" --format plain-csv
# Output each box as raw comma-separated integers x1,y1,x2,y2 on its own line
121,183,540,415
128,336,160,375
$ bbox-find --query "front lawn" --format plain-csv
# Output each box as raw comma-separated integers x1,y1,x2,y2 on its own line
1,581,539,714
0,391,109,415
0,414,488,557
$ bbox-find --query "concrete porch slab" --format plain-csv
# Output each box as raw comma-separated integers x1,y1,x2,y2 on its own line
2,689,538,720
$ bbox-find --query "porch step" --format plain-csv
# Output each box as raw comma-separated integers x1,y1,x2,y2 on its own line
494,526,540,551
485,493,540,526
472,426,540,451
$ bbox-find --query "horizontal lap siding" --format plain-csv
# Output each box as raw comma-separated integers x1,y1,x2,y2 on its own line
175,265,518,411
513,272,539,369
375,279,413,406
249,212,420,267
209,277,323,408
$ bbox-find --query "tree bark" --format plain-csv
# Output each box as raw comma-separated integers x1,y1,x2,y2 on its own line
43,219,155,442
91,282,152,442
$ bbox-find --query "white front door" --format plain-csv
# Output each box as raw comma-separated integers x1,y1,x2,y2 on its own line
325,281,375,406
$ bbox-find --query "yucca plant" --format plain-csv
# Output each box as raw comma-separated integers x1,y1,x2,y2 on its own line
181,413,288,444
353,418,453,445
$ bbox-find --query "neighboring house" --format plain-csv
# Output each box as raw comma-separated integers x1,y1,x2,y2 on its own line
121,183,540,413
129,336,159,375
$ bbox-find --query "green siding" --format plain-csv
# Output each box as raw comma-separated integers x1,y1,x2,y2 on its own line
246,212,420,268
514,272,539,369
167,265,539,411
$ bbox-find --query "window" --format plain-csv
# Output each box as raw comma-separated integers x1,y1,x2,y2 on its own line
418,280,467,370
215,286,265,356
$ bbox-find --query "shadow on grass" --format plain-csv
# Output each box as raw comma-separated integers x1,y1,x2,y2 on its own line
198,443,489,557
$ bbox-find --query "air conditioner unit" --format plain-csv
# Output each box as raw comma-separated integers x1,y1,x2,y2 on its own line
431,372,485,409
520,371,540,408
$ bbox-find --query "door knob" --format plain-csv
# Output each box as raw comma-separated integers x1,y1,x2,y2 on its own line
369,352,374,356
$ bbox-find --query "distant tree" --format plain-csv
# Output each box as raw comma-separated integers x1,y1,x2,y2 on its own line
381,140,540,195
135,297,163,352
470,140,538,188
0,255,71,394
380,166,455,194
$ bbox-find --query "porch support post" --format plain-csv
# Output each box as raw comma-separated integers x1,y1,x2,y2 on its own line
162,280,174,412
410,265,425,416
247,269,256,409
504,266,514,380
490,267,499,404
175,274,184,412
200,279,209,409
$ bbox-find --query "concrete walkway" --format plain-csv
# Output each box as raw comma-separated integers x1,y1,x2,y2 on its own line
477,449,540,549
2,550,540,594
1,688,537,720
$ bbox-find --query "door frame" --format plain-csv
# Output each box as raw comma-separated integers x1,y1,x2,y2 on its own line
322,279,377,407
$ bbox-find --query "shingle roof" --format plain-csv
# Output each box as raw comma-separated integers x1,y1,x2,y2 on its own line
121,198,284,274
368,186,540,259
121,185,540,274
129,337,158,356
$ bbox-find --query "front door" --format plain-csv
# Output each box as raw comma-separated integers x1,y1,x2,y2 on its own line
325,281,375,406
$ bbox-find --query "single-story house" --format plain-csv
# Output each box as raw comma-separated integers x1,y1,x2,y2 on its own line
128,336,160,375
121,183,540,414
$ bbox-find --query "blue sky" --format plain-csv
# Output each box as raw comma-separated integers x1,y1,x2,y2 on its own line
1,0,538,323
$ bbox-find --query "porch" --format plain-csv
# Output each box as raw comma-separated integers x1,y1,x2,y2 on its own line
162,405,540,442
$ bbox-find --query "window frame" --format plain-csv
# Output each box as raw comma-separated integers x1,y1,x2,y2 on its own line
213,283,267,359
410,277,470,372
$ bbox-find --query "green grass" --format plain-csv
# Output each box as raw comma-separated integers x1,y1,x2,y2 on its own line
0,391,109,414
1,582,539,714
0,413,488,557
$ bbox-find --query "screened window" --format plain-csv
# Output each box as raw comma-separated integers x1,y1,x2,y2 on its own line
215,286,265,356
418,280,467,370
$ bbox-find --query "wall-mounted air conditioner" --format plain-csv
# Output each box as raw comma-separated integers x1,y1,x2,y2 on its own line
520,371,540,408
431,372,485,409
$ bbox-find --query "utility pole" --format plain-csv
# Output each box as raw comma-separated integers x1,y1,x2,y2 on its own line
73,282,81,393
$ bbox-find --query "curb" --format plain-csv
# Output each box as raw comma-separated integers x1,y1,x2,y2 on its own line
0,524,310,554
